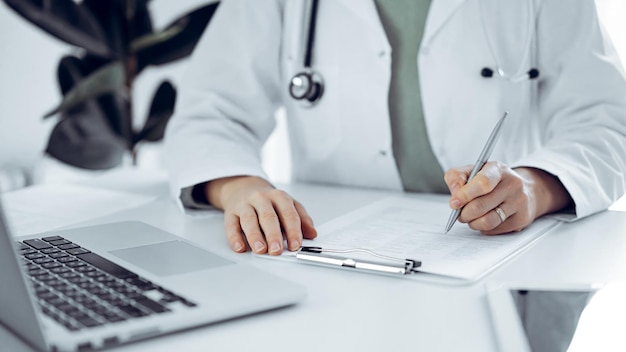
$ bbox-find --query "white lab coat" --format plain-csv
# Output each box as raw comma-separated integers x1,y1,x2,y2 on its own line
164,0,626,219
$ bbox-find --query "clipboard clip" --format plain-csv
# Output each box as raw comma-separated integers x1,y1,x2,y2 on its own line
296,246,421,275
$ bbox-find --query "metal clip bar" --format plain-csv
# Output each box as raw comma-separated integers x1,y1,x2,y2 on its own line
296,247,421,275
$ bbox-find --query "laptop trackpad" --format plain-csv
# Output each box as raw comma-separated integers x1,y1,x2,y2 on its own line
109,241,233,277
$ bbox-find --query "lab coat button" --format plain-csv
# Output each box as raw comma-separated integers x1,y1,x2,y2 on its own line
378,50,387,58
379,150,388,156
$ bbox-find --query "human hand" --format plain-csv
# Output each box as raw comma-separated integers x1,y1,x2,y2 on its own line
205,176,317,255
444,162,572,235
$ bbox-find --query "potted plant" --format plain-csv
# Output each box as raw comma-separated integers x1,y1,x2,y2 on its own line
2,0,219,169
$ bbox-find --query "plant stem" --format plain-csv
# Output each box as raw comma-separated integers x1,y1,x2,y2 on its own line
131,148,138,166
124,0,138,166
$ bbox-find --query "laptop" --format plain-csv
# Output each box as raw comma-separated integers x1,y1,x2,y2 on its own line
0,200,305,351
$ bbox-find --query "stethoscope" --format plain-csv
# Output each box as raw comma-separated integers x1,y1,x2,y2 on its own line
288,0,540,107
288,0,324,107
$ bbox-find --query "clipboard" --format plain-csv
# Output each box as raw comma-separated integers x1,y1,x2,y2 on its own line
256,197,561,284
255,245,469,285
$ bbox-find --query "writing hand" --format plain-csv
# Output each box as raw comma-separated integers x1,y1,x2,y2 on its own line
445,162,572,235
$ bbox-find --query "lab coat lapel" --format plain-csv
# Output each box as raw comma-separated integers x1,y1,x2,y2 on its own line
334,0,468,49
422,0,468,47
334,0,388,47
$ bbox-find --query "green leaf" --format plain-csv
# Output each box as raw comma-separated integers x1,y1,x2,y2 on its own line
56,55,131,146
130,22,184,53
46,114,126,170
44,61,128,118
134,80,176,145
134,2,219,71
47,54,126,169
80,0,133,59
3,0,112,57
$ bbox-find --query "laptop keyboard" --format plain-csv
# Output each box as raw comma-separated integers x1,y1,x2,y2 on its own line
17,236,197,332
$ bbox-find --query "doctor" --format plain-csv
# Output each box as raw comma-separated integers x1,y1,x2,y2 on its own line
164,0,626,255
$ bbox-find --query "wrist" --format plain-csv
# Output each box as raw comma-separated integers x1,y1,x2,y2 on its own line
515,167,573,217
206,176,273,210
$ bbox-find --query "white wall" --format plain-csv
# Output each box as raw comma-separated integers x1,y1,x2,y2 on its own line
596,0,626,63
0,4,63,172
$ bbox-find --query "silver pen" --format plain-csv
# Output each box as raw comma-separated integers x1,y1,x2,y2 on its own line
444,112,509,233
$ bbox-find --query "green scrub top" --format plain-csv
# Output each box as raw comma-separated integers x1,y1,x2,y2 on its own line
375,0,448,193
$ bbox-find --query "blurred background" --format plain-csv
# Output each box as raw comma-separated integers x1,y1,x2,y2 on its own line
0,0,624,193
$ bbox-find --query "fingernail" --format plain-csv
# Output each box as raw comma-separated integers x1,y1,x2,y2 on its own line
289,240,301,251
269,242,281,254
233,242,244,252
451,199,462,208
254,241,265,253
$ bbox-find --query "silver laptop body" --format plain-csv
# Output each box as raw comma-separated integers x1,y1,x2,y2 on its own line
0,200,305,351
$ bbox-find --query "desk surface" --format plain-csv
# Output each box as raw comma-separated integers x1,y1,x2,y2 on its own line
3,182,626,352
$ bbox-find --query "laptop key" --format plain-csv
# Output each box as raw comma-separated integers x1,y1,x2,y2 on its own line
32,257,54,264
57,303,79,314
19,248,37,255
125,277,156,291
46,279,67,288
75,266,95,273
58,243,80,250
76,316,102,328
134,297,169,314
23,239,53,250
77,253,138,280
50,267,71,274
37,291,57,300
67,311,90,320
25,253,46,260
49,239,71,246
67,248,90,255
41,262,63,269
105,315,126,323
66,260,86,268
41,247,61,254
115,304,149,317
85,271,106,279
28,269,47,276
45,296,66,307
49,252,69,259
66,276,89,285
34,274,57,282
75,297,98,308
42,236,65,242
59,272,80,280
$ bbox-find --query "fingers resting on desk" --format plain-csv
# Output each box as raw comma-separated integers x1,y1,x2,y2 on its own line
206,176,317,255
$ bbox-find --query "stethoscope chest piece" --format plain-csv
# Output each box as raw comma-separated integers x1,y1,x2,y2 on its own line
289,70,324,107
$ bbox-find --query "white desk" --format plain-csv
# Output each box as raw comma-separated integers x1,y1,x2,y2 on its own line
3,183,626,352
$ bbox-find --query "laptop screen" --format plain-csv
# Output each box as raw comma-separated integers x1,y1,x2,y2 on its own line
0,200,48,351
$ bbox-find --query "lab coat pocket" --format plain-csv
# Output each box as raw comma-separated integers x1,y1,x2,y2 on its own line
285,64,341,161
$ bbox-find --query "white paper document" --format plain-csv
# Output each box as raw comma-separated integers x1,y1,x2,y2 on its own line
1,184,156,236
295,196,560,281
